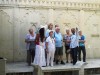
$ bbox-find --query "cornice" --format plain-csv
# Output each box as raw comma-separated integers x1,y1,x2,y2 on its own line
0,0,100,10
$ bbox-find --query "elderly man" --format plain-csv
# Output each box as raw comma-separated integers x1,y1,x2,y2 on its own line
54,27,65,65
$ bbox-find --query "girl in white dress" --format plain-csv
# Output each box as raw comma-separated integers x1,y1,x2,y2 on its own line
33,28,46,67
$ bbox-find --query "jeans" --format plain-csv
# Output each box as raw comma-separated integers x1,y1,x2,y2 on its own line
78,46,86,62
27,49,35,65
71,46,78,65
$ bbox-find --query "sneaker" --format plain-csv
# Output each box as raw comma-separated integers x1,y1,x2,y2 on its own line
61,61,65,65
73,62,76,65
71,61,73,63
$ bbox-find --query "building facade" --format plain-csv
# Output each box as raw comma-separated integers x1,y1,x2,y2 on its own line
0,0,100,62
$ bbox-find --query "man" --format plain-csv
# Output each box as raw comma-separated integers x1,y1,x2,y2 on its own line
25,28,36,66
70,28,79,65
78,31,86,62
54,27,65,65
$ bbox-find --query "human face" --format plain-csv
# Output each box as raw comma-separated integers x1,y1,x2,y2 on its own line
56,28,60,33
49,31,53,37
66,30,70,34
29,29,33,34
71,28,75,34
49,24,53,29
79,31,82,36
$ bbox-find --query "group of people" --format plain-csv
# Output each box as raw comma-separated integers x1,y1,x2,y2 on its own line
25,23,86,67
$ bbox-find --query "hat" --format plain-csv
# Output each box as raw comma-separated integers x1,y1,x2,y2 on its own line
49,30,53,33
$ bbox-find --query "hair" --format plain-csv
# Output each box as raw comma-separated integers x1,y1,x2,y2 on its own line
55,24,59,28
35,34,40,44
48,23,53,29
71,28,75,34
39,28,45,42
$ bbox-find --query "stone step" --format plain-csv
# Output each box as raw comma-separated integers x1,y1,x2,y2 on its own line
7,72,33,75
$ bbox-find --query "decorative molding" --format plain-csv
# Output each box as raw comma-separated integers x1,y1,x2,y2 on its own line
0,0,100,10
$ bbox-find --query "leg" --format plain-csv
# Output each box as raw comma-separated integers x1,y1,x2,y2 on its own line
31,49,35,62
27,50,31,66
75,47,78,63
65,46,68,63
51,50,55,66
69,51,73,63
59,47,65,64
78,46,82,61
55,47,59,64
47,51,51,66
66,53,68,63
27,50,29,63
71,48,75,65
82,46,86,62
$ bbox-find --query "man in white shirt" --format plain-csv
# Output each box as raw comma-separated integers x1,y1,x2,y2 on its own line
70,28,79,65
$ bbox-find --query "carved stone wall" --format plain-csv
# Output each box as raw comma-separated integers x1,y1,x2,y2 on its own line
0,0,100,62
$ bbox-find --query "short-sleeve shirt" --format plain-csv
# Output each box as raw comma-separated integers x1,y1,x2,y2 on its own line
46,36,55,51
25,33,36,50
54,32,63,47
64,34,71,46
79,35,85,47
70,34,79,48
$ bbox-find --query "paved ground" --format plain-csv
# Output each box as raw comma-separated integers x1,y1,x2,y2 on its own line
6,59,100,73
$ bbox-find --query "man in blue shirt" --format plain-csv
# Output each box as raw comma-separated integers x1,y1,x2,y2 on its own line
54,27,65,65
78,31,86,62
70,28,79,65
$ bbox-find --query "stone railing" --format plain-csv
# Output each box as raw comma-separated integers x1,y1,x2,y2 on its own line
0,0,100,10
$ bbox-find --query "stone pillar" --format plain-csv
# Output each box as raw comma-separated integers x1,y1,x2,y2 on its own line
48,9,54,24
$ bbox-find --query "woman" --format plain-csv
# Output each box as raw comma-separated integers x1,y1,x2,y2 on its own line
64,29,72,63
46,30,55,67
25,28,36,66
33,27,46,67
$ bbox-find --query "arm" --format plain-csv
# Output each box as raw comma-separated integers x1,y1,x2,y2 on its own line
25,34,30,43
79,40,85,43
79,36,85,43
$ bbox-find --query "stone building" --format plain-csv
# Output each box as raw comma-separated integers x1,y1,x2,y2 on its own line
0,0,100,62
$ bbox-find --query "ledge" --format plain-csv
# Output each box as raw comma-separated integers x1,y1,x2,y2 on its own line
0,0,100,10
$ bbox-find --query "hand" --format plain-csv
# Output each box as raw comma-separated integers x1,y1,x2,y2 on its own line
76,27,78,31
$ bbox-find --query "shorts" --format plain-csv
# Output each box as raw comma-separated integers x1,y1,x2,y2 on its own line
55,46,63,56
65,46,70,54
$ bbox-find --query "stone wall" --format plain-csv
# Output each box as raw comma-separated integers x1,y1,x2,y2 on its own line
0,0,100,62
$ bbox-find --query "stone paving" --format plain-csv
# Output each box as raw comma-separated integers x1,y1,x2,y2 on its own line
6,59,100,74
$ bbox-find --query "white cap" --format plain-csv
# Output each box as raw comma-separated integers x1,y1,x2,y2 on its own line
49,30,53,33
